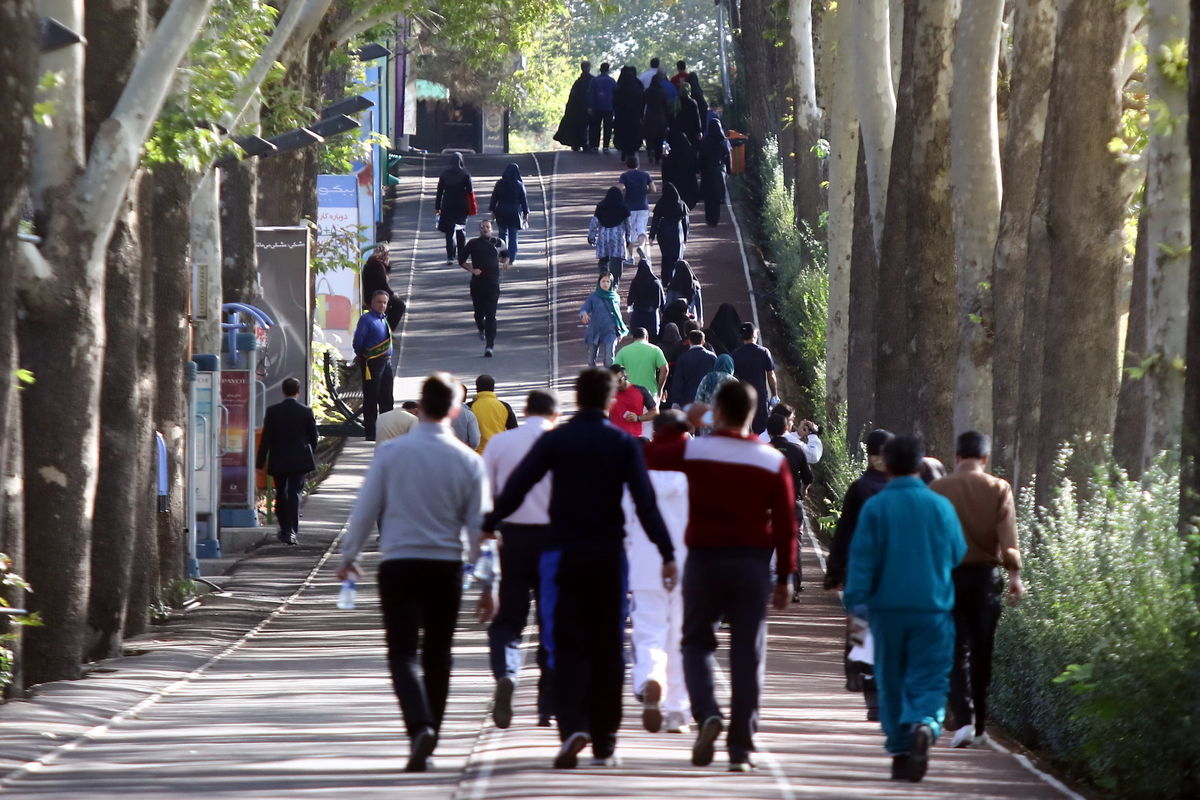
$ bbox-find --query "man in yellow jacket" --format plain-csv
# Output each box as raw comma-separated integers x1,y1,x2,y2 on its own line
469,374,518,453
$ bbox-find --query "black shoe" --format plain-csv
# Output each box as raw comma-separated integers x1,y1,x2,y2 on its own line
553,732,590,769
728,759,755,773
691,715,723,766
791,590,801,603
484,347,493,357
277,532,298,545
641,679,663,732
537,714,553,727
866,707,880,722
492,677,514,729
891,754,910,780
405,726,437,772
907,724,932,782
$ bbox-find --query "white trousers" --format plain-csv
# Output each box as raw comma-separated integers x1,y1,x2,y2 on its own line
630,587,690,715
629,210,650,241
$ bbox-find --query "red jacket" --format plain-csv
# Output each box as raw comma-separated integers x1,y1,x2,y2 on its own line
645,430,797,579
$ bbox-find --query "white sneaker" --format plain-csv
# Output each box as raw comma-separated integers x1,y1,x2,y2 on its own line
664,711,690,734
949,726,976,748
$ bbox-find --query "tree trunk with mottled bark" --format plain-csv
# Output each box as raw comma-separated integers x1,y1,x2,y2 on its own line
1034,0,1130,501
852,0,898,259
1179,0,1200,535
0,0,36,695
1141,0,1192,459
222,160,261,303
847,138,878,444
824,0,857,422
900,0,957,463
1114,207,1149,475
788,0,823,230
950,0,1004,438
992,0,1056,483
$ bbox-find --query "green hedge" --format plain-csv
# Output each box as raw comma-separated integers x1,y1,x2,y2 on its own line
992,448,1200,798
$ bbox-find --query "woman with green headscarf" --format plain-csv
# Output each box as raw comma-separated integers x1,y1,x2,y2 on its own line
694,353,737,404
579,272,628,367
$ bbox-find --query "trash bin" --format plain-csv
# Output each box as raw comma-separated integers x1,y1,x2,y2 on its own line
726,129,748,174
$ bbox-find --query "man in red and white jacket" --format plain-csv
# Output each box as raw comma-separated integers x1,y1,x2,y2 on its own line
645,380,796,773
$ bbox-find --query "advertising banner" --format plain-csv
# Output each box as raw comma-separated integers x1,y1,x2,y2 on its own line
316,175,361,361
219,370,251,506
255,227,311,403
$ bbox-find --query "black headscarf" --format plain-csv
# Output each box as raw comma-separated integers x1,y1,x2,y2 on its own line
662,297,689,334
501,162,522,186
594,186,631,228
686,73,708,118
627,258,664,309
668,259,698,298
653,182,689,222
443,151,465,177
616,66,643,105
700,117,731,162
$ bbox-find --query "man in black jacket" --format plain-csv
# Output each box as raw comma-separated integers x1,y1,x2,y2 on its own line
667,330,716,408
824,428,893,719
256,377,319,545
460,219,510,357
482,367,677,769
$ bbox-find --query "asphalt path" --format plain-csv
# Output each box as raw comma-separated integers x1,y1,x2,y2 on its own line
0,151,1080,800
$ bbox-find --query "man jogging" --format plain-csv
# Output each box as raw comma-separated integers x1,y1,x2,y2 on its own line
459,219,509,357
482,367,677,769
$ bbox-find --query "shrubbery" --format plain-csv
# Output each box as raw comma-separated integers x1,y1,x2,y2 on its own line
753,137,858,536
749,133,1200,798
992,447,1200,798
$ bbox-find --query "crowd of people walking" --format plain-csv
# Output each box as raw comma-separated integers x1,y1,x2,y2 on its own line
331,58,1026,785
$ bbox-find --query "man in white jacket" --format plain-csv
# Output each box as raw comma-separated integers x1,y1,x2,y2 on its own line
624,410,692,734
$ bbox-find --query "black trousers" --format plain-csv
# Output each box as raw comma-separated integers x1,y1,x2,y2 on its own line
487,524,553,717
271,471,306,535
682,549,772,761
657,231,683,286
588,110,614,150
471,281,500,348
377,559,463,739
949,564,1002,735
361,356,394,440
443,227,466,260
540,542,627,757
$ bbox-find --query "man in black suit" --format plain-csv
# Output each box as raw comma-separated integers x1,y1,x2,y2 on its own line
666,329,716,408
256,377,319,545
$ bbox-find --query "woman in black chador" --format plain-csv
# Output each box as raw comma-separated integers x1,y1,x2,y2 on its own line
626,257,665,342
641,75,670,165
554,61,593,151
612,66,644,161
661,130,700,209
698,117,733,227
673,82,703,145
434,152,473,263
649,181,689,286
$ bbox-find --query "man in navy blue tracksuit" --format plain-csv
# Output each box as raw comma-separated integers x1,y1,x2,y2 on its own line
483,367,677,768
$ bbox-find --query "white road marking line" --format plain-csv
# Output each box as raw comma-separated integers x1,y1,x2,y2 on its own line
724,182,760,331
530,152,558,389
395,156,427,374
0,525,350,790
712,666,795,800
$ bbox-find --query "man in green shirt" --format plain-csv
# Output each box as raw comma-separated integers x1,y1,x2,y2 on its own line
613,327,669,399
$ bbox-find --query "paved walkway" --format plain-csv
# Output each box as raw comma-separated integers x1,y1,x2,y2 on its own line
0,152,1079,799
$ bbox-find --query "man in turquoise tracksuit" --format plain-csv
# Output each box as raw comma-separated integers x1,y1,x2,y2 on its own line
843,435,966,783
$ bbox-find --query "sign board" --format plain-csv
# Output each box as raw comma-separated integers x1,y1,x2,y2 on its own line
315,176,361,362
219,370,251,506
254,227,311,403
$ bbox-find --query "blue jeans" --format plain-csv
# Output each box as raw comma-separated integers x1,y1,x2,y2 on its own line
499,225,520,263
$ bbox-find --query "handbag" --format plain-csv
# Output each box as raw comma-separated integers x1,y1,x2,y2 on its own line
466,190,478,216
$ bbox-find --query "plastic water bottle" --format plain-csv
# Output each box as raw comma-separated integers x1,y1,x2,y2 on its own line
474,543,495,586
337,578,357,610
461,563,475,591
